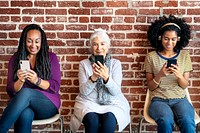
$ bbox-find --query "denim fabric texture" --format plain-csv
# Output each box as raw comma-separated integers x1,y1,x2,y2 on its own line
82,112,117,133
149,97,195,133
0,88,58,133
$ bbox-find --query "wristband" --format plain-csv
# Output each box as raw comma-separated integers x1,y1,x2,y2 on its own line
153,78,159,85
35,77,41,86
89,76,96,83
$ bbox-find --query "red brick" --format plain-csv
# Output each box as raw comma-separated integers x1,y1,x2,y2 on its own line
124,17,135,23
91,9,113,15
11,1,32,7
0,32,7,38
9,32,21,38
0,16,9,22
42,24,64,30
46,9,67,15
139,9,160,15
163,9,186,15
115,9,137,15
107,1,128,7
82,2,104,7
34,1,56,7
111,40,132,47
0,1,8,7
127,33,147,39
66,24,87,31
0,8,20,14
22,16,32,22
91,17,101,23
79,17,89,23
57,32,79,39
66,40,84,46
22,9,44,14
102,16,112,23
11,16,21,22
155,1,178,7
77,48,90,54
68,9,90,15
53,48,75,54
58,1,79,7
34,17,44,22
46,16,56,22
111,25,132,30
132,1,152,7
0,40,18,46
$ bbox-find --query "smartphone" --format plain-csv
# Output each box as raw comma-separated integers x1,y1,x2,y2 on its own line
167,59,177,68
95,55,104,66
20,60,30,71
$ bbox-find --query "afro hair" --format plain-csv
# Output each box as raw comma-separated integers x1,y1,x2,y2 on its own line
147,14,190,52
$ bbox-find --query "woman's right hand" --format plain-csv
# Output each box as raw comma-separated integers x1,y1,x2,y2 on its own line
159,62,172,77
17,69,27,82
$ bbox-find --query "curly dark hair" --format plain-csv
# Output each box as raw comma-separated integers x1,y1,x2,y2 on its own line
147,14,190,52
13,24,51,81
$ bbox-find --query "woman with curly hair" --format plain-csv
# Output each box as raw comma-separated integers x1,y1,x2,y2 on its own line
144,15,195,132
0,24,61,133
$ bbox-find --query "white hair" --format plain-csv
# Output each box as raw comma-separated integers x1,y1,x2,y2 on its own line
90,29,111,48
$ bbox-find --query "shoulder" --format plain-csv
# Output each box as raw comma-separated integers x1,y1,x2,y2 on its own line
147,51,157,57
48,52,59,62
9,53,18,63
111,58,121,65
179,50,190,55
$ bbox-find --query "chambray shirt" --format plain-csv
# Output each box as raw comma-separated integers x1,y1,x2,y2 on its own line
6,52,61,109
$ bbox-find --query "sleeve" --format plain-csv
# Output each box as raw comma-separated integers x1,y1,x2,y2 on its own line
6,55,16,97
183,51,193,72
104,59,122,95
144,53,153,73
46,53,61,93
78,61,96,96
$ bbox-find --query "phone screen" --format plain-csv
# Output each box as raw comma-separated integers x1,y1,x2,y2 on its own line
20,60,30,71
167,59,177,68
95,55,104,65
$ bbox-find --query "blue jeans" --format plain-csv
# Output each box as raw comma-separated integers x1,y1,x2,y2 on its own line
0,88,58,133
149,97,195,133
82,112,117,133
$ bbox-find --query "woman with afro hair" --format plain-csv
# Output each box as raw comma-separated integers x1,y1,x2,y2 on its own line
144,15,195,133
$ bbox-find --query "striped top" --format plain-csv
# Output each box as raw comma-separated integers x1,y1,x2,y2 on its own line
144,50,192,99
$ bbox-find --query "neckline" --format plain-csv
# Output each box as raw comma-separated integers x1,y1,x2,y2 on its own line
156,50,180,60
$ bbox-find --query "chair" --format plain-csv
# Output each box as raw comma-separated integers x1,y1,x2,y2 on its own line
138,88,200,133
32,113,64,133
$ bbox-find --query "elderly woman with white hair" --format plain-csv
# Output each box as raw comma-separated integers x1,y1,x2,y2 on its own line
70,29,130,133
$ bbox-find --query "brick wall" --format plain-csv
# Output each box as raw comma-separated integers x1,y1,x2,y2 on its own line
0,0,200,132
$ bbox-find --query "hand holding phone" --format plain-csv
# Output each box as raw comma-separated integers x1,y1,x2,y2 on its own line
167,59,177,68
95,55,104,66
20,60,30,71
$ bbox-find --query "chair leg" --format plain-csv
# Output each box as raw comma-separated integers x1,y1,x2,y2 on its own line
129,118,132,133
196,123,199,133
138,117,144,133
59,116,64,133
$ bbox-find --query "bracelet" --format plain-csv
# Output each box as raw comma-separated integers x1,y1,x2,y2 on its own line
35,77,41,86
153,78,159,85
89,76,96,83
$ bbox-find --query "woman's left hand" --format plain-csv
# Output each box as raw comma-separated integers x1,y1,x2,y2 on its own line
168,64,182,78
93,61,109,82
25,70,38,84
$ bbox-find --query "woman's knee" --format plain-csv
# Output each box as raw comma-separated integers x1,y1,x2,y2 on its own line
82,112,99,126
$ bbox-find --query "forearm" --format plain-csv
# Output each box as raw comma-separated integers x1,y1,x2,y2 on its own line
14,79,24,92
148,72,163,91
36,78,50,90
177,76,189,89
